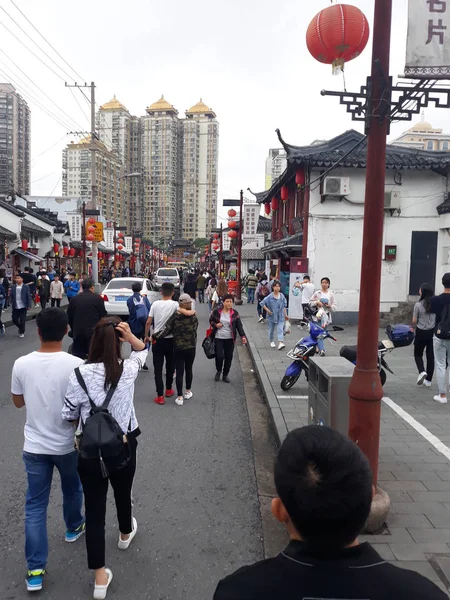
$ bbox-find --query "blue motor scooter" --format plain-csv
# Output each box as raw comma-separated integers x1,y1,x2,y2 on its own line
280,321,338,391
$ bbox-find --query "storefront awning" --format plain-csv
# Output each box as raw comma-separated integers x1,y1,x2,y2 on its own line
12,248,46,262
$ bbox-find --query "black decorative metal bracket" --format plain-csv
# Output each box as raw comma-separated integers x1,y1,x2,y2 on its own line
321,77,450,134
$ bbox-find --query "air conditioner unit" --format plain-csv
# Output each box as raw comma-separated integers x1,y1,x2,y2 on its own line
323,177,350,196
384,190,401,210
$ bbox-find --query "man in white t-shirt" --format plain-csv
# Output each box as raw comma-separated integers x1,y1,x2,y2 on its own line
145,282,195,405
301,275,315,320
11,308,85,593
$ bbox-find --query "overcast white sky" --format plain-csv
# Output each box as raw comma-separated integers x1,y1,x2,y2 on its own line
1,0,448,222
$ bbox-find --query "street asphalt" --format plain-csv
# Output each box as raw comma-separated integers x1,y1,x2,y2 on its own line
0,303,266,600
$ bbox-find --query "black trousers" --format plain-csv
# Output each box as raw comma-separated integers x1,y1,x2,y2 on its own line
72,333,92,359
51,298,61,307
414,327,434,381
78,437,137,570
152,338,175,396
215,338,235,376
40,294,49,310
12,307,27,334
174,348,196,396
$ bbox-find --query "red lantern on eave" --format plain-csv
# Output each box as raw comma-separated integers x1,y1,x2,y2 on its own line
228,220,237,229
227,209,237,218
21,239,29,250
69,247,76,257
306,4,370,74
228,230,237,239
117,244,123,250
271,197,279,211
213,233,219,239
264,203,271,215
63,246,69,257
53,242,59,253
280,185,288,202
98,251,103,259
296,168,305,186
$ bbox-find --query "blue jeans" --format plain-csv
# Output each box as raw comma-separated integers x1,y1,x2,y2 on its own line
247,288,255,303
23,450,83,571
433,336,450,395
268,320,284,342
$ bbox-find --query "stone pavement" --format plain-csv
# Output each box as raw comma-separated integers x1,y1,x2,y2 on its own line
238,303,450,595
2,298,68,329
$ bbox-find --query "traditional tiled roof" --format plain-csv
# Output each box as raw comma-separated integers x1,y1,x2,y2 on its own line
22,218,51,236
0,198,24,217
256,129,450,204
0,224,16,239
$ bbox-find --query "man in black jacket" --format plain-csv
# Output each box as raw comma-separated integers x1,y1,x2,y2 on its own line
214,426,447,600
67,278,106,359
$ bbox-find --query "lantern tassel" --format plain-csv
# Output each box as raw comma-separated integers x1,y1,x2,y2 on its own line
332,58,345,76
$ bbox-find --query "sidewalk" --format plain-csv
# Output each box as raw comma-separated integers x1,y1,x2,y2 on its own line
2,298,68,328
238,303,450,595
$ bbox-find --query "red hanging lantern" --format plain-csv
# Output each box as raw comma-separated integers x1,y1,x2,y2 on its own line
228,230,237,239
115,254,120,261
53,242,59,253
21,239,29,250
306,5,370,75
281,185,288,201
295,168,305,186
271,197,279,211
69,247,76,257
213,233,219,239
88,217,96,224
78,249,83,258
98,251,103,259
227,209,237,218
264,203,271,215
63,246,69,257
88,225,95,233
86,233,95,242
117,244,123,250
228,220,237,229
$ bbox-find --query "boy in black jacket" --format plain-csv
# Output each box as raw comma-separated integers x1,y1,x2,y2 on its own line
214,426,447,600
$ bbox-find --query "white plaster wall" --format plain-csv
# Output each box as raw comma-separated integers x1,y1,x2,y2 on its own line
307,168,448,313
0,207,21,238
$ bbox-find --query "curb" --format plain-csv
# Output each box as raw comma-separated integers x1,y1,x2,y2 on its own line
243,321,288,446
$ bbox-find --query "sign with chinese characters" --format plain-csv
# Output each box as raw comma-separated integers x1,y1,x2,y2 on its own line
124,236,133,253
104,229,114,250
242,234,265,250
88,221,104,243
405,0,450,78
243,203,260,237
222,230,231,251
68,214,82,241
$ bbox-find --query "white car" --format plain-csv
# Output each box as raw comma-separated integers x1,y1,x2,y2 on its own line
101,277,161,316
154,267,180,290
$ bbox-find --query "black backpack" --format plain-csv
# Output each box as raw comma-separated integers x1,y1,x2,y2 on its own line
74,367,130,478
436,304,450,340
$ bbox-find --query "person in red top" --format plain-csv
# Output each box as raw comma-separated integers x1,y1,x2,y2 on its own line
209,294,247,383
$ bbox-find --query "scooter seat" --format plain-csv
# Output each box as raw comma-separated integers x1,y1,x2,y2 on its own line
340,342,385,363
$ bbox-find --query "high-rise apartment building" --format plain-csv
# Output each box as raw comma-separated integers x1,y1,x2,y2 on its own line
62,95,219,244
182,100,219,240
0,83,30,198
265,148,286,190
62,135,124,225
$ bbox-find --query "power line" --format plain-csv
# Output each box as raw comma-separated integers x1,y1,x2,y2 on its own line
68,86,90,126
9,0,85,82
0,4,76,82
0,18,67,82
31,135,68,165
0,46,83,130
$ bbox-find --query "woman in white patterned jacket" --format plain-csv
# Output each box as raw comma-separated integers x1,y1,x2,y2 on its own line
62,317,148,600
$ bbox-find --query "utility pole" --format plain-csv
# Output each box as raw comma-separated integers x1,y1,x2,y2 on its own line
82,201,87,275
65,81,99,290
347,0,393,487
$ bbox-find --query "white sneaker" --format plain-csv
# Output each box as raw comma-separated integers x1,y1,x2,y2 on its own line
258,316,264,323
433,395,448,404
118,517,137,550
417,371,427,385
19,333,24,338
0,325,5,336
278,341,286,350
175,397,184,406
93,568,113,600
424,380,432,387
184,390,193,400
270,341,276,348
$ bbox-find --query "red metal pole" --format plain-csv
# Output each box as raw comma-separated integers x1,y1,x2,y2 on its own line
348,0,392,488
236,189,244,301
